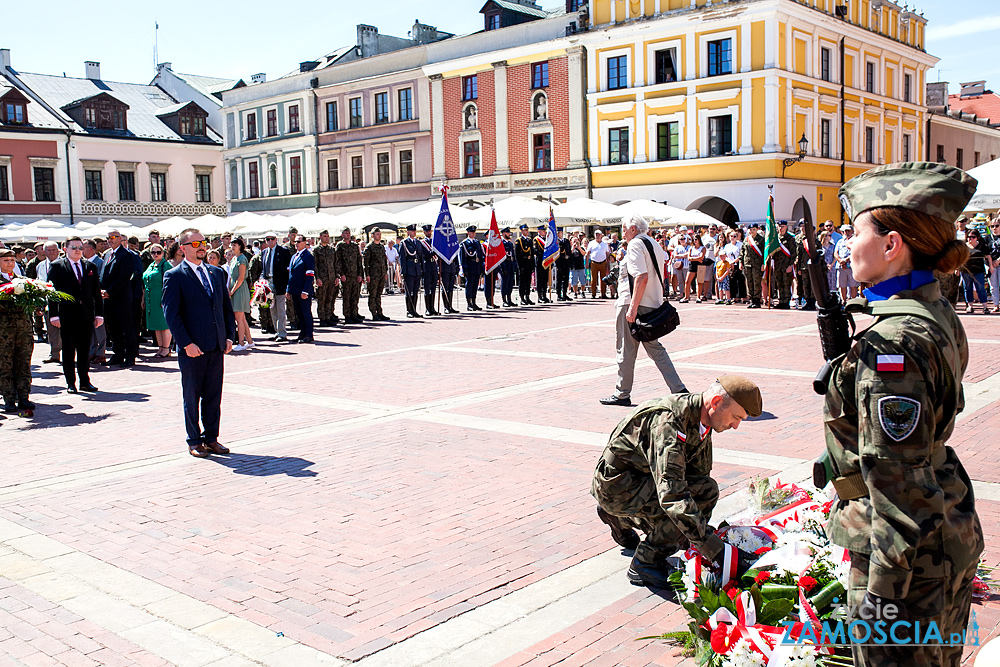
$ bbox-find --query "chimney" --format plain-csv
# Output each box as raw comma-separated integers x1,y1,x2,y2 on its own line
250,72,266,84
0,49,10,71
960,81,987,98
926,81,949,111
85,61,101,80
412,21,440,44
299,61,319,73
357,24,379,58
157,62,172,72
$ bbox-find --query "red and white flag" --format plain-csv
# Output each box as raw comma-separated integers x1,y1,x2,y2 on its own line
876,354,905,372
484,208,505,274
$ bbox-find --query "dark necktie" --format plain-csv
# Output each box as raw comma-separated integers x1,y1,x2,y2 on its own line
198,265,213,295
74,262,82,283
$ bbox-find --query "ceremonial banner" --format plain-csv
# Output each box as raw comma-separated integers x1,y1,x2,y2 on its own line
763,193,779,262
484,208,505,274
431,185,459,264
542,207,560,269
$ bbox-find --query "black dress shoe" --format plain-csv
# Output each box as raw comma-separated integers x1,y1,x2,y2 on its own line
80,384,99,392
43,357,60,364
599,395,632,406
447,308,460,314
296,337,314,344
3,401,17,413
467,306,476,312
597,507,640,550
627,555,680,592
118,360,135,368
67,386,79,394
17,400,35,411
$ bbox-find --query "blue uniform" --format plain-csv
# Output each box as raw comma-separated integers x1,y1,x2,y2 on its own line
459,237,485,309
500,238,516,305
398,236,425,317
439,257,460,313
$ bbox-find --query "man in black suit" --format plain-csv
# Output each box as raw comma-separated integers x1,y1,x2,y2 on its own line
286,235,315,343
162,228,237,458
47,237,102,393
100,230,138,366
261,232,291,342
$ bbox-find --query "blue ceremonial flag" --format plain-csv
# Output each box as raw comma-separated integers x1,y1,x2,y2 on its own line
542,206,559,269
431,184,459,264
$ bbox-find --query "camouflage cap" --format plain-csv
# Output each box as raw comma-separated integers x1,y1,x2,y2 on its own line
839,162,978,225
717,375,762,417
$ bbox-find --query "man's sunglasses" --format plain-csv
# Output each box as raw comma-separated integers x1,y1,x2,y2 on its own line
184,240,208,248
66,245,84,251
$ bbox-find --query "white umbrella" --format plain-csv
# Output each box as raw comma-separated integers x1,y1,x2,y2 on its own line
478,196,551,227
553,198,624,225
189,214,230,236
151,216,197,237
87,219,149,240
667,208,725,228
227,212,279,237
5,219,72,242
395,200,477,228
298,212,342,237
617,199,690,223
331,207,399,235
969,158,1000,210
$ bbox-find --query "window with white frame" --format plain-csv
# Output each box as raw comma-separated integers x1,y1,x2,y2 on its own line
707,39,732,76
708,115,733,156
654,49,677,84
376,152,390,185
656,122,679,160
865,61,877,94
399,150,413,183
0,164,9,201
607,55,628,90
902,134,911,161
327,159,339,190
398,88,413,121
821,47,832,82
865,126,875,163
374,93,389,124
609,128,629,164
351,155,363,187
821,119,832,158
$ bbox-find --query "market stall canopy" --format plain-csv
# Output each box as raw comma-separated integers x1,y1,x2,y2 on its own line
552,198,624,225
227,212,280,238
85,219,150,240
395,200,478,228
668,207,726,228
189,214,231,236
297,212,343,237
0,219,72,242
331,207,399,236
152,216,198,237
617,199,690,223
478,196,552,227
968,158,1000,210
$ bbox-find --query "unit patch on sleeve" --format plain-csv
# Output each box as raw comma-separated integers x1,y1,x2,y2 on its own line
877,396,921,441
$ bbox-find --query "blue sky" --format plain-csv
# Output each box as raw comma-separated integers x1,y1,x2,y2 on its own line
2,1,995,93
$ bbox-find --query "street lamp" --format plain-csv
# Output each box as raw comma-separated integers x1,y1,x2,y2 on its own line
782,133,809,178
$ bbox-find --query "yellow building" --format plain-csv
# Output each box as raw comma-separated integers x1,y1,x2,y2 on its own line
583,0,936,224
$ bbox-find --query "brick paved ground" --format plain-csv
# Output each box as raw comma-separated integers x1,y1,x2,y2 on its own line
2,293,998,666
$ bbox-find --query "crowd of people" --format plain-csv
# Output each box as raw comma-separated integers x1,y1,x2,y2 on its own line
1,204,998,413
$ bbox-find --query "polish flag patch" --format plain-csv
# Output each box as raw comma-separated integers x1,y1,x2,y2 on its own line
677,431,687,442
876,354,905,372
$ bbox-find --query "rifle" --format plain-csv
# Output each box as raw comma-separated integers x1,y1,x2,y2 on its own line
800,218,854,489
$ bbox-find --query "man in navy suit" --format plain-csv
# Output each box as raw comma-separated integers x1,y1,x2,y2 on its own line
162,228,237,458
99,230,138,366
286,235,315,343
47,236,103,393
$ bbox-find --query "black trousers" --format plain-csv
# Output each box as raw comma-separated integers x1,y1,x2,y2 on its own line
484,272,497,304
518,267,534,301
422,269,438,296
441,272,456,310
403,274,421,314
105,294,138,361
555,264,570,297
294,296,313,339
500,267,515,301
535,266,549,299
60,320,94,387
178,348,224,448
465,270,481,304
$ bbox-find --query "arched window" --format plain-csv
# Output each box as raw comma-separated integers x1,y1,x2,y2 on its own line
269,163,277,190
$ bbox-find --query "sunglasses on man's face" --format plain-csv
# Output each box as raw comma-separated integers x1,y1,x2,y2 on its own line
67,246,84,251
185,240,208,248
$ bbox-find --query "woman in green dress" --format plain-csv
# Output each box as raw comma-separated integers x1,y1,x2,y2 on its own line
228,238,254,351
142,244,172,357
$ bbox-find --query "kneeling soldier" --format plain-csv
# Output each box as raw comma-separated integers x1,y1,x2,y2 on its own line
591,376,762,589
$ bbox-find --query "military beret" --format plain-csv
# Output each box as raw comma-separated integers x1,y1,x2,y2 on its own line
839,161,978,226
341,226,351,234
537,224,547,231
748,223,760,229
717,375,762,418
519,224,529,230
778,220,788,226
319,229,329,235
501,226,511,233
466,225,477,233
406,224,417,232
422,224,433,232
0,249,14,258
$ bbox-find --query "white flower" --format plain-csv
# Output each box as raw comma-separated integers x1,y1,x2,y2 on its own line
12,282,24,295
724,639,767,667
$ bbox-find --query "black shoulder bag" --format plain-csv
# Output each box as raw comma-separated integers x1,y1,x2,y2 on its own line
628,237,680,342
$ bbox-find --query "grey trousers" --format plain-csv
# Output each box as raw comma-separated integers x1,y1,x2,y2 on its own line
270,287,287,336
45,316,62,359
91,322,107,358
614,303,686,399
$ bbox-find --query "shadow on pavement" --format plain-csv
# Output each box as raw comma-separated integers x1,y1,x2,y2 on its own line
207,452,319,477
747,410,778,421
20,403,115,429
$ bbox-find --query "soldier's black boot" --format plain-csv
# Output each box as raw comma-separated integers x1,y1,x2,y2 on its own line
627,554,681,594
803,298,816,311
2,399,16,413
424,296,437,316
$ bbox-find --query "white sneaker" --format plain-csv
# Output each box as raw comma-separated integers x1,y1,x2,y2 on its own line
246,342,256,349
233,343,247,352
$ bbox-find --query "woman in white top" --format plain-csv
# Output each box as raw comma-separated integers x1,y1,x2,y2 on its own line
685,235,706,302
670,235,689,300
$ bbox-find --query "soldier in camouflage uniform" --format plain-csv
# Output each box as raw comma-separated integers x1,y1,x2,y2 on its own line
313,231,340,326
739,223,765,308
825,162,983,667
0,250,34,412
335,227,364,324
768,220,797,308
591,376,762,589
363,229,390,321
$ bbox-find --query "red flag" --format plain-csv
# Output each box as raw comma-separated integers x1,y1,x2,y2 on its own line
484,208,505,274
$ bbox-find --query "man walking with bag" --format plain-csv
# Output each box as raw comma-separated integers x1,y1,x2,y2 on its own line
601,215,687,406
